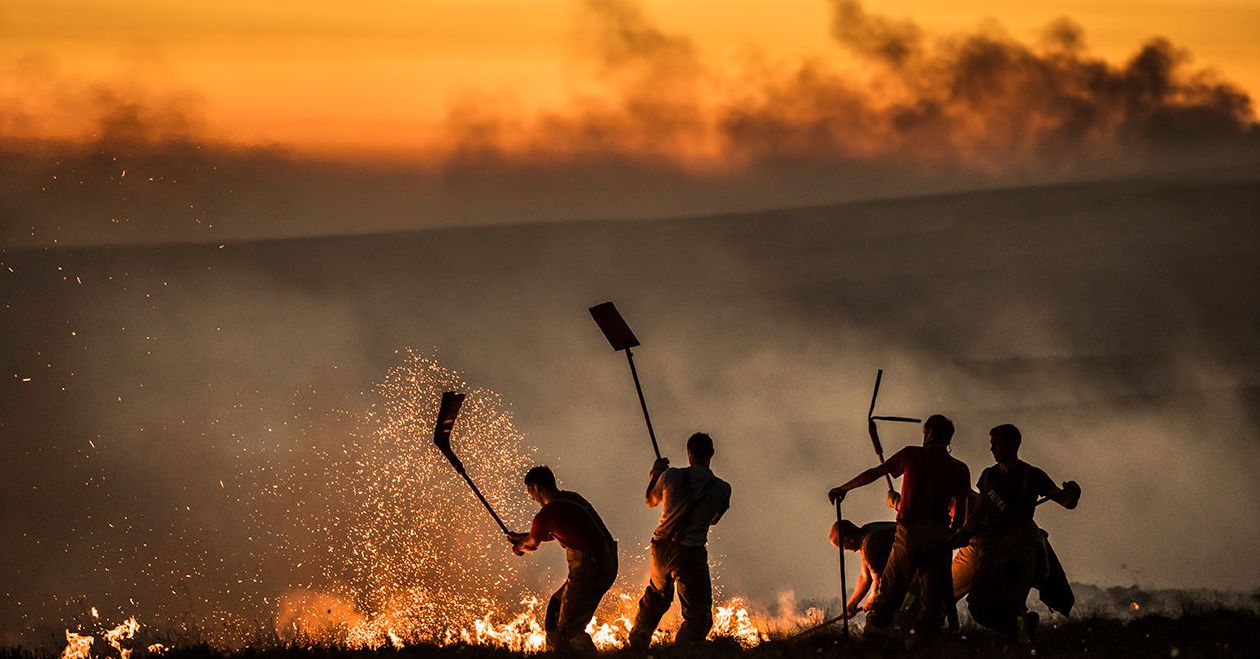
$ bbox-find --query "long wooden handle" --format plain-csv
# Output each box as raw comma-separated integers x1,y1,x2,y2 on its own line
625,348,662,460
835,497,850,638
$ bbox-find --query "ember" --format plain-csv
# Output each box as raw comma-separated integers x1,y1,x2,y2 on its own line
258,351,770,651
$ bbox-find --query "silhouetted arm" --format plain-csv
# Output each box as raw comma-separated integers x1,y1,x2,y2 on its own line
950,492,968,534
950,469,971,534
507,531,544,555
645,458,669,507
1045,479,1081,509
953,489,988,546
828,464,889,502
710,489,731,526
846,564,873,617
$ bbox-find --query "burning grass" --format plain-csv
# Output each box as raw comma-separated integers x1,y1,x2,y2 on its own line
14,608,1257,659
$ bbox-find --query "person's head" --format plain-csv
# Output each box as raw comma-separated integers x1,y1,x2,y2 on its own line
523,465,558,505
829,519,862,551
989,424,1022,465
923,414,955,447
686,432,715,466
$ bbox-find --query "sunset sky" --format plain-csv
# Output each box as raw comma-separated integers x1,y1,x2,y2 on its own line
4,0,1258,155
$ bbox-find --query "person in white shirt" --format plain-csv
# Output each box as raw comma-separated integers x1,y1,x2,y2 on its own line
628,432,732,649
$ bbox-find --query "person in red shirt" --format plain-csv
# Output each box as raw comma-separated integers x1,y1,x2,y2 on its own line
507,466,618,652
828,414,971,634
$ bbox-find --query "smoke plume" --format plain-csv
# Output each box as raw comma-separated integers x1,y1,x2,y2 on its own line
1,0,1257,247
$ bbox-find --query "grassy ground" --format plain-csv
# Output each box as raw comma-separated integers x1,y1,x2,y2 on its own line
6,609,1257,659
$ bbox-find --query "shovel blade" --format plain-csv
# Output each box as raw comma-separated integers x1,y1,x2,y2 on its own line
434,391,466,464
590,301,641,351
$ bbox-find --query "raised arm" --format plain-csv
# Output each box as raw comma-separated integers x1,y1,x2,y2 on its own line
1045,479,1082,509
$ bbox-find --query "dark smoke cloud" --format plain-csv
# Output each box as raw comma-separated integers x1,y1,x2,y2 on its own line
1,0,1257,249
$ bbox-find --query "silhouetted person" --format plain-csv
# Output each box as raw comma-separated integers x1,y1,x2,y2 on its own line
953,424,1080,637
828,415,970,635
507,466,618,653
628,432,732,649
830,519,896,618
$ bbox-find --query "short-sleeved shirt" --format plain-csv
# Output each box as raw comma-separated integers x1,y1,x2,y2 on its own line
884,445,971,525
649,465,732,547
859,522,897,575
530,490,615,553
976,460,1057,529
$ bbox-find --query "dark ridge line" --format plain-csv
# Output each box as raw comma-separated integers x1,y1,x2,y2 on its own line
3,169,1258,257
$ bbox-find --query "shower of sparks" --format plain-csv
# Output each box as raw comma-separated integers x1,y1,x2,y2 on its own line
253,350,767,650
261,350,539,648
46,350,771,653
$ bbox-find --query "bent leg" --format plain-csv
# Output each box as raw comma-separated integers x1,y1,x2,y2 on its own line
544,581,567,651
916,532,953,634
951,543,979,601
867,525,914,628
557,547,619,652
674,546,713,644
630,543,676,649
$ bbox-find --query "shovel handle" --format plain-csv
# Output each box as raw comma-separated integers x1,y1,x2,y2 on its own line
625,348,662,460
871,415,922,423
835,497,850,638
459,470,513,535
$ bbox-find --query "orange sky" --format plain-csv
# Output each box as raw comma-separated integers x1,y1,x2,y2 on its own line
3,0,1258,155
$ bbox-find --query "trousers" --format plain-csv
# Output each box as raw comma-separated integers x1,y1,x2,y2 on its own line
629,539,712,648
868,521,953,631
544,541,618,651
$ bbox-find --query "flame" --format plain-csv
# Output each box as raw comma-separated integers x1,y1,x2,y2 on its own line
277,587,763,652
61,631,94,659
61,612,151,659
102,617,140,659
1130,600,1142,613
711,598,765,647
586,615,634,651
461,598,547,652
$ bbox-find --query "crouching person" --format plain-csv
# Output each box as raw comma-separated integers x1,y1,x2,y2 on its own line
507,466,618,652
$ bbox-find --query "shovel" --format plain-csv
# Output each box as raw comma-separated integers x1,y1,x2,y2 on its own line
589,301,662,459
433,391,515,534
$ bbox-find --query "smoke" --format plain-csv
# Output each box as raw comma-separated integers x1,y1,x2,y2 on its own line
2,171,1258,648
2,0,1257,248
1,1,1258,649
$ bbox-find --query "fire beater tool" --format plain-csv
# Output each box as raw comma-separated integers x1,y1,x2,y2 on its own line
794,499,855,639
432,391,515,535
867,368,922,496
589,301,661,460
835,496,851,638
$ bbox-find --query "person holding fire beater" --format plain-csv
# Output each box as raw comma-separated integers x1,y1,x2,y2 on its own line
828,414,971,635
507,466,619,653
628,432,732,649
